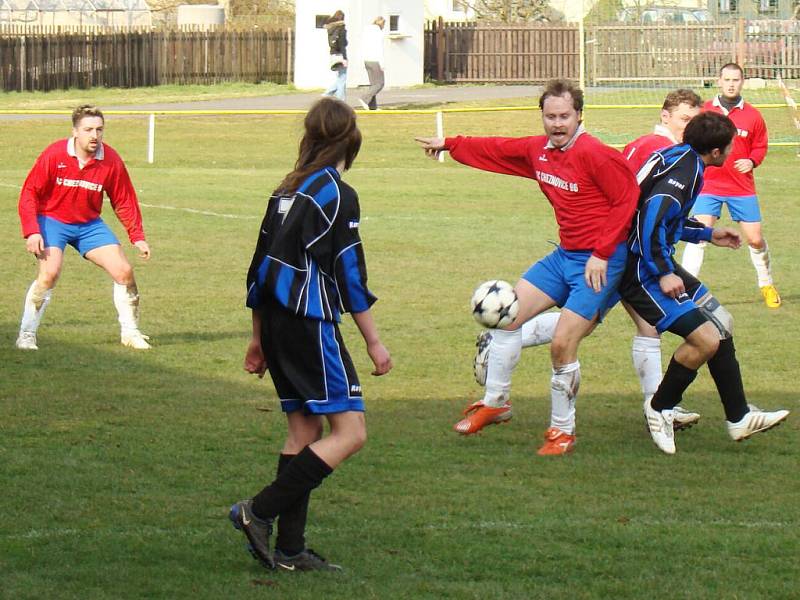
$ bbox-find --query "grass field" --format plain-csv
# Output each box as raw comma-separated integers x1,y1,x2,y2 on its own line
1,98,799,599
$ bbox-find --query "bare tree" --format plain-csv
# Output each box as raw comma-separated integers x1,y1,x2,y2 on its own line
461,0,552,23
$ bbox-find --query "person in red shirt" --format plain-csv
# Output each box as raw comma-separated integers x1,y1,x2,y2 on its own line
416,79,639,456
16,105,152,351
681,63,780,308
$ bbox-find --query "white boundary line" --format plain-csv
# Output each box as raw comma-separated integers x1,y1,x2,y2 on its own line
138,202,258,220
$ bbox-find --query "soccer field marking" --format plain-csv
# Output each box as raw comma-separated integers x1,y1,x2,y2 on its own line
138,202,259,220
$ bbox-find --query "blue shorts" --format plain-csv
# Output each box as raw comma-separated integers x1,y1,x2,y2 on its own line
522,243,628,322
691,194,761,222
38,216,120,257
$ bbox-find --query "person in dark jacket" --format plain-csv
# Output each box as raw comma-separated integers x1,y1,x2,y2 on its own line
322,10,348,100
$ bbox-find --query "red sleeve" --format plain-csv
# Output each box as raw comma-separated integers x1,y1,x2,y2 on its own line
748,110,768,167
18,150,50,238
445,136,536,179
590,153,639,260
107,157,145,243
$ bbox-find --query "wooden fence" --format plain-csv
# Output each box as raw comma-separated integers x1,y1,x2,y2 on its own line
0,27,294,92
425,19,800,84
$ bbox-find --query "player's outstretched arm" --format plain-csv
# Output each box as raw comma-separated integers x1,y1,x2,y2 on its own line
710,227,742,249
414,136,446,160
351,309,392,376
244,310,268,378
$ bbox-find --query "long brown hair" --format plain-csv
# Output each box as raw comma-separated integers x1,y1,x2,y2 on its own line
278,98,362,194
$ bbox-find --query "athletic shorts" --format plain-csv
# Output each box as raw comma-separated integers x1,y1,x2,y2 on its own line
521,242,628,322
259,298,363,415
691,194,761,222
618,257,709,333
37,216,120,257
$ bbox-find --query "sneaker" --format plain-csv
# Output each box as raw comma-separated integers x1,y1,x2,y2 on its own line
672,405,701,432
643,399,676,454
121,329,151,350
15,331,38,351
536,427,576,456
229,500,275,569
473,330,492,385
727,404,789,441
453,401,512,434
274,548,342,572
760,285,781,308
357,98,369,110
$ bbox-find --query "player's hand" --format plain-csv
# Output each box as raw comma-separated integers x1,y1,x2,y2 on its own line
733,158,754,174
25,233,45,257
414,137,446,160
584,255,608,293
367,341,392,376
711,227,742,249
134,240,151,260
244,338,268,378
659,273,685,299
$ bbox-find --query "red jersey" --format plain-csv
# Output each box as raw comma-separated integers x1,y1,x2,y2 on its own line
445,129,639,260
622,125,677,173
701,96,768,196
18,138,145,243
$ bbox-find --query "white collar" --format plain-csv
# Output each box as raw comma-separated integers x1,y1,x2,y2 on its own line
544,123,585,151
711,95,744,115
67,137,105,161
653,124,678,144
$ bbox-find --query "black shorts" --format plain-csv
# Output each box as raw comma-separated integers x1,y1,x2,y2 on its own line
259,299,363,414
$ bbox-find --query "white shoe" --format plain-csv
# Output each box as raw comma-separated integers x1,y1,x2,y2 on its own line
15,331,38,351
358,98,369,110
727,405,789,441
121,329,151,350
643,399,676,454
473,330,492,386
672,405,701,432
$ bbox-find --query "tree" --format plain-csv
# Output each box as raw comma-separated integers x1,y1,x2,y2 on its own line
462,0,553,23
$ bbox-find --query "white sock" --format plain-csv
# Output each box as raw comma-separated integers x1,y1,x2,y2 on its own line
113,282,140,332
749,241,773,287
632,336,662,403
520,311,559,348
482,328,522,408
20,280,51,333
550,361,580,435
681,241,706,277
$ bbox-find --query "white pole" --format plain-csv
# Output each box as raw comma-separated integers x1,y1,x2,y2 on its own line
436,110,445,163
147,114,155,164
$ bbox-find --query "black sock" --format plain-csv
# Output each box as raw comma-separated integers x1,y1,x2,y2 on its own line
274,453,310,556
651,356,698,411
707,337,749,423
251,446,332,521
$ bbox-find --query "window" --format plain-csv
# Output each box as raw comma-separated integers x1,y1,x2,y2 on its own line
452,0,468,12
315,14,329,28
718,0,738,13
389,14,400,33
759,0,778,13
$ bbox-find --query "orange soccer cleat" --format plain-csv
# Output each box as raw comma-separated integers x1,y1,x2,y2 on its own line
536,427,576,456
453,401,512,435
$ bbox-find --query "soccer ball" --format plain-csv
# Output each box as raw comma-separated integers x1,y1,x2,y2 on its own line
470,280,519,329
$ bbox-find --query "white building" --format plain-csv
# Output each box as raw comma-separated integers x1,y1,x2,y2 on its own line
294,0,424,91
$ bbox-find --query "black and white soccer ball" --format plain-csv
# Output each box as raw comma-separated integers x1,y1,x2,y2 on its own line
470,280,519,329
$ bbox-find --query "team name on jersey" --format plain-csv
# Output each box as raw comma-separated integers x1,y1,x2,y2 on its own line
667,178,686,190
536,170,579,192
55,177,103,192
736,128,749,138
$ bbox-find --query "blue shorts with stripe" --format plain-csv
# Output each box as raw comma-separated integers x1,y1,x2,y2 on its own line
38,215,120,257
522,242,628,322
618,258,709,333
259,297,363,415
691,194,761,222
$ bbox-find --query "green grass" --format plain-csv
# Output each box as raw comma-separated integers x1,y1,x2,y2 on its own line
1,105,799,599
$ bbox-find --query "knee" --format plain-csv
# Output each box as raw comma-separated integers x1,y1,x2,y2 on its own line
38,270,59,289
748,238,765,250
113,263,134,285
696,330,720,360
550,335,575,363
349,426,367,455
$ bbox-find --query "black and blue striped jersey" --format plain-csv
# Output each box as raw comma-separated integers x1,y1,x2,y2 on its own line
246,166,376,322
628,143,714,277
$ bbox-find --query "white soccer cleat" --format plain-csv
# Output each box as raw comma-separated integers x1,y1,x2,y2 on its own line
643,399,676,454
672,405,701,432
727,405,789,441
473,330,492,386
15,331,38,351
121,329,151,350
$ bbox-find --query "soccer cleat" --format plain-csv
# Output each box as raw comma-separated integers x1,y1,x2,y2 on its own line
643,399,676,454
229,500,275,569
121,329,151,350
15,331,38,351
727,405,789,441
274,548,342,572
672,405,701,432
473,330,492,386
453,401,512,435
760,285,781,308
357,98,370,110
536,427,576,456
